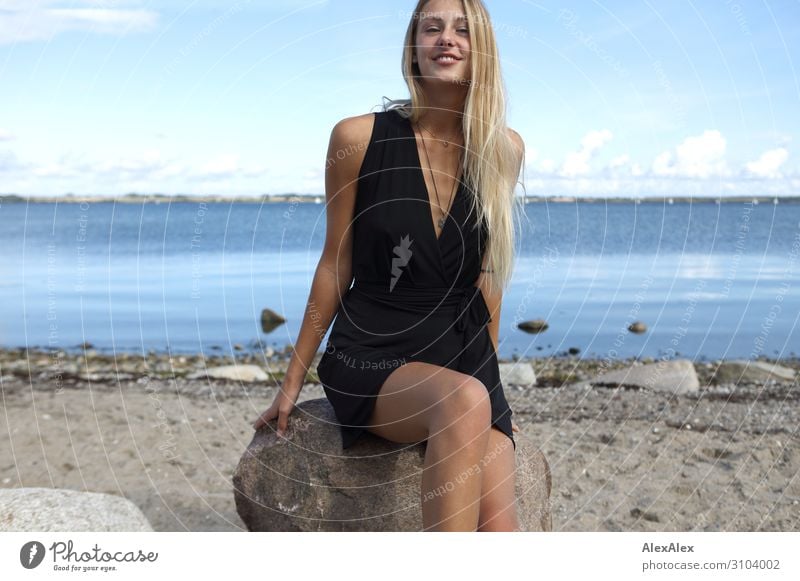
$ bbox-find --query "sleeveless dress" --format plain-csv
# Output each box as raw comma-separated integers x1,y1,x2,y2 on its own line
316,108,515,452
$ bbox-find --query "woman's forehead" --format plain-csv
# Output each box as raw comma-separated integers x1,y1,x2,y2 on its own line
417,12,468,24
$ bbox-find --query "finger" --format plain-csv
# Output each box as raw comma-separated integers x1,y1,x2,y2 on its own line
253,407,275,430
277,406,291,436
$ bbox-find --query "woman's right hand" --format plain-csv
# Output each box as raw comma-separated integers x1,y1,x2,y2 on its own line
252,376,304,437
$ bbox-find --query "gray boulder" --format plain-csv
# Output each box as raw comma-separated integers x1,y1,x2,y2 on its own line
0,488,153,532
233,398,552,532
187,364,268,382
712,360,796,384
574,358,699,394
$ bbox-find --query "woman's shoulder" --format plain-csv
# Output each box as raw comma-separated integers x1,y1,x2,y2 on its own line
506,127,524,153
331,113,378,147
504,127,525,181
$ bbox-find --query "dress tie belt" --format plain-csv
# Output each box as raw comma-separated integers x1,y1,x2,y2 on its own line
349,280,491,334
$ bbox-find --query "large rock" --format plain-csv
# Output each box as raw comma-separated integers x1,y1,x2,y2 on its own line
712,360,796,384
233,398,552,532
574,359,699,394
499,362,537,388
0,488,153,532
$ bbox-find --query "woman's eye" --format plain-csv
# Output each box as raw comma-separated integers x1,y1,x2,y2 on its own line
423,26,468,33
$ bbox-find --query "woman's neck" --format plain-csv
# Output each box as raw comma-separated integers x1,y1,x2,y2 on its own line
415,88,466,138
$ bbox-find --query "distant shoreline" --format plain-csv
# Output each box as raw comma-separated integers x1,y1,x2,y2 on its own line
1,193,798,204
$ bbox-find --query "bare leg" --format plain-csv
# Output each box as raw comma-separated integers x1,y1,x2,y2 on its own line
365,361,492,531
477,426,521,532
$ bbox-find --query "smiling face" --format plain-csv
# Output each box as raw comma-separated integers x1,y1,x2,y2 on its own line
414,0,471,86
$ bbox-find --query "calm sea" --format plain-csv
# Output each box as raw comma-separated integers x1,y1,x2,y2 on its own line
1,199,798,361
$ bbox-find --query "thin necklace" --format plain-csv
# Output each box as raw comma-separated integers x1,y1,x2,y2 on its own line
416,118,460,148
417,123,463,230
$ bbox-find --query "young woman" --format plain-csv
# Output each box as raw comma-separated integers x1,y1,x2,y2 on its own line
253,0,526,532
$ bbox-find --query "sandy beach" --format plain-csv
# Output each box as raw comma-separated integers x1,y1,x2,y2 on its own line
1,347,798,532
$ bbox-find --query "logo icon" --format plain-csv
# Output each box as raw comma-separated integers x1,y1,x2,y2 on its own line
390,234,414,291
20,541,46,569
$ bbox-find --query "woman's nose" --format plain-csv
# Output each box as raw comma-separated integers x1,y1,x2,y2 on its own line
438,28,455,46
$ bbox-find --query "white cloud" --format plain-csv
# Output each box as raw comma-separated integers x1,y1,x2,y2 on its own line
0,1,158,45
560,129,613,177
191,153,268,181
93,149,183,180
0,129,14,141
198,153,239,179
0,150,26,173
538,159,556,174
609,154,630,169
651,130,730,179
744,148,789,179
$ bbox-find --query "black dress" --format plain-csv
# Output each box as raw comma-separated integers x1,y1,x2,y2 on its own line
316,108,515,451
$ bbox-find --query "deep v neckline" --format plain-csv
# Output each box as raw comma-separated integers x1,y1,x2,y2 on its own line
405,115,464,246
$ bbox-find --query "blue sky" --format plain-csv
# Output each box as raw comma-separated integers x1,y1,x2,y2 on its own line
1,0,799,198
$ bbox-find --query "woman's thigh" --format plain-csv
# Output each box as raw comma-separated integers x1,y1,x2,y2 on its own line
365,361,488,445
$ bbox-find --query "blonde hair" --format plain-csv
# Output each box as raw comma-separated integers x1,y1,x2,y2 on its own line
392,0,525,294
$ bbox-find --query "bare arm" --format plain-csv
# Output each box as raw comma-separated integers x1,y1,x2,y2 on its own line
283,113,375,385
253,113,375,433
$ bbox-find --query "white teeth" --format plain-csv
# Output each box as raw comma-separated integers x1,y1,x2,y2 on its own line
436,57,457,62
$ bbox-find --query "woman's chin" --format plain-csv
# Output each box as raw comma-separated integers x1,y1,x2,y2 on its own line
422,73,471,88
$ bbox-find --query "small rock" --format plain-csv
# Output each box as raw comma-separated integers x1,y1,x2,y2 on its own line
630,507,660,522
628,321,647,334
517,319,548,334
260,308,286,333
499,363,537,388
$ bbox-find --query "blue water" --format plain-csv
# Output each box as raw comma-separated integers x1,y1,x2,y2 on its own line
1,199,798,360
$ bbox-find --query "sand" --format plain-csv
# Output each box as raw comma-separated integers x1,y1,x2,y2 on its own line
1,351,798,532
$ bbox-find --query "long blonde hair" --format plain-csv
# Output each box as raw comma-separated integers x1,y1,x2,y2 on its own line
391,0,525,294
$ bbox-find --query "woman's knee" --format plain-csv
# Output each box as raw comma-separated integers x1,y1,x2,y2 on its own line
430,376,492,437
